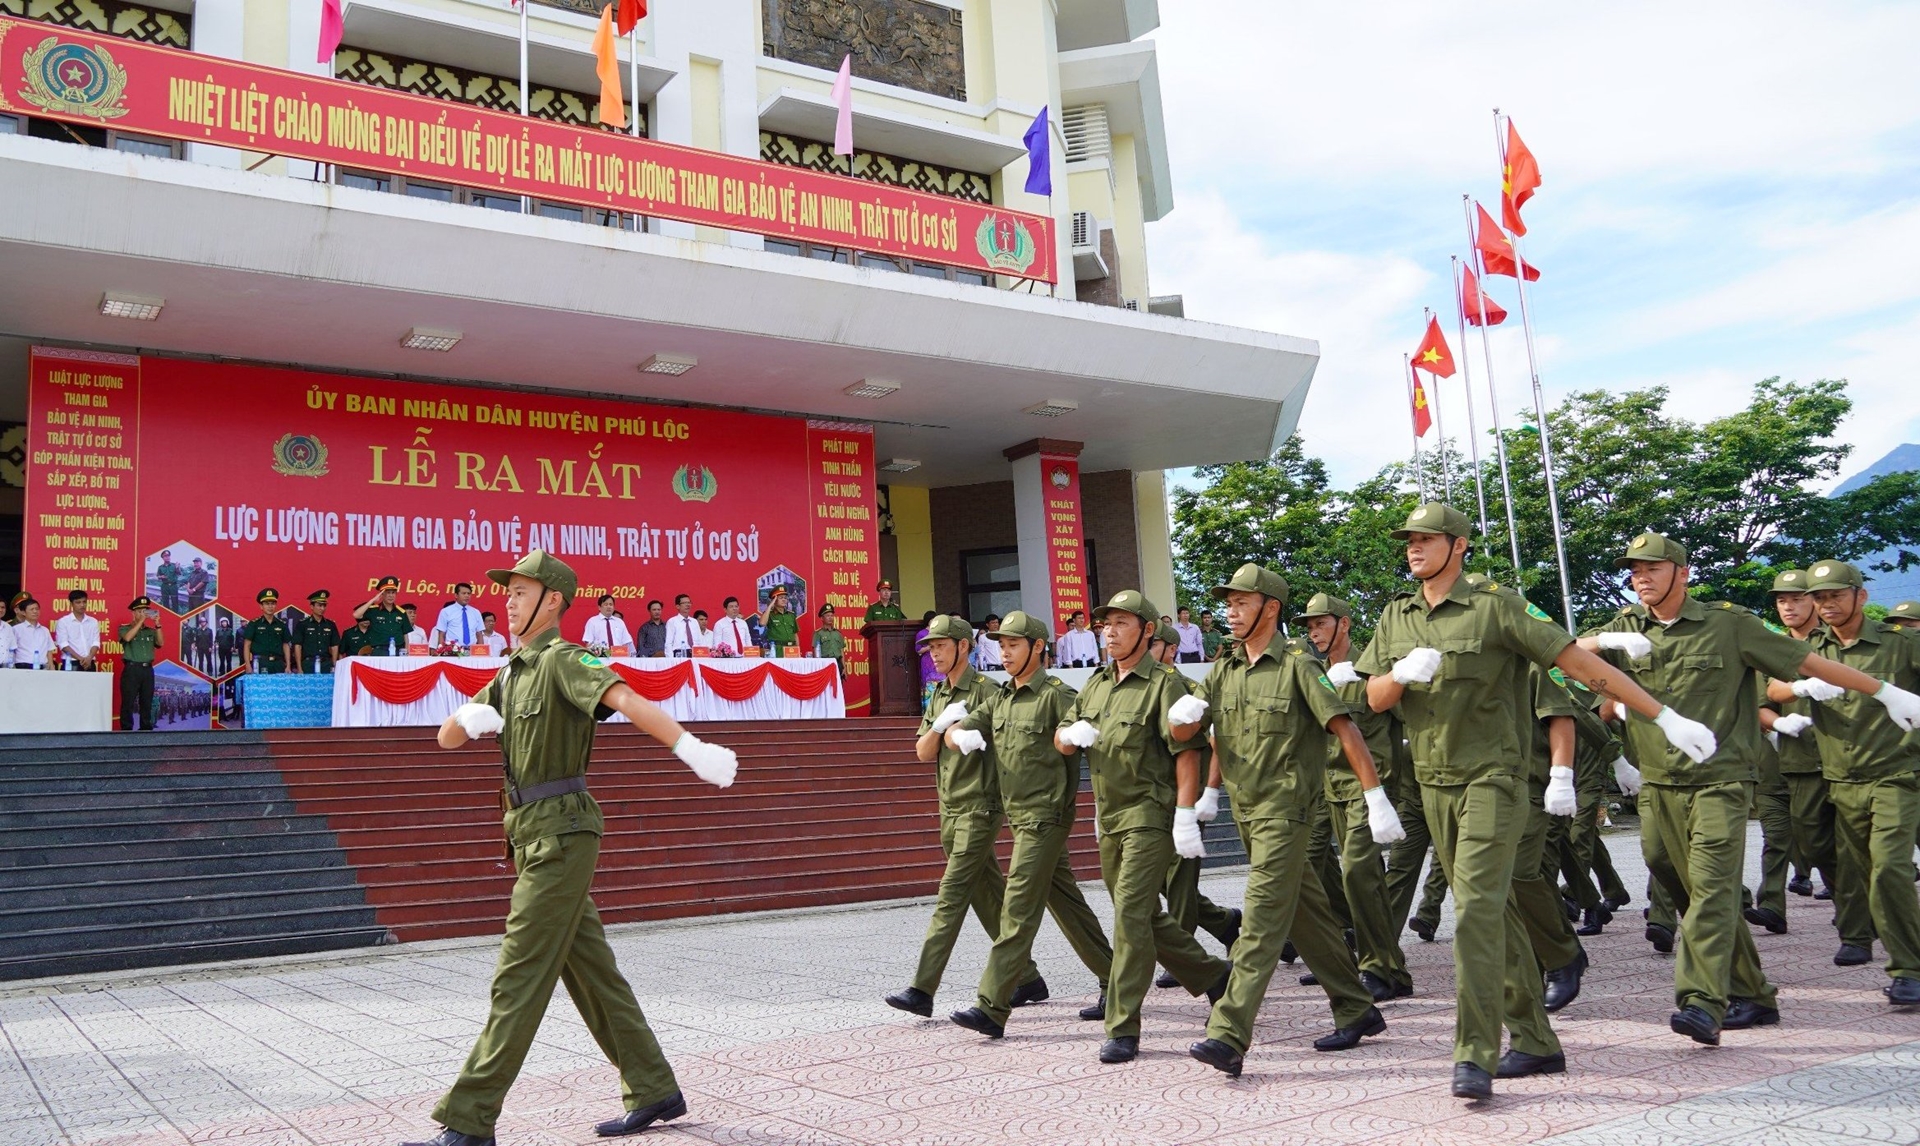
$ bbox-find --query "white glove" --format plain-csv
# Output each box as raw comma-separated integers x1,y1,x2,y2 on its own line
1597,631,1653,659
1872,682,1920,731
1168,694,1209,726
930,700,969,733
1611,755,1642,796
1194,786,1222,822
1061,720,1100,749
1327,661,1362,687
673,732,738,788
1363,786,1406,844
1173,806,1206,858
1792,677,1847,703
453,702,504,738
1767,731,1780,749
1544,766,1577,816
1773,713,1814,738
1391,647,1444,685
1654,706,1718,764
950,728,987,755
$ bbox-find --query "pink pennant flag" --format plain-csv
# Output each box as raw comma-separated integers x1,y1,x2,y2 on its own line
830,55,853,156
317,0,343,65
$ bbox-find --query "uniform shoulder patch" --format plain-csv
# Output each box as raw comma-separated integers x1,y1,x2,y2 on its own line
1616,605,1636,617
1714,601,1752,615
579,652,608,667
1524,600,1554,623
1762,619,1788,635
1474,580,1503,594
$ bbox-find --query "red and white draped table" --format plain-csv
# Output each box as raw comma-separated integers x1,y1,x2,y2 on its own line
329,656,845,727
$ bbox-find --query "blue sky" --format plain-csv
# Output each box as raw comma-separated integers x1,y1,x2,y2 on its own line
1144,0,1920,492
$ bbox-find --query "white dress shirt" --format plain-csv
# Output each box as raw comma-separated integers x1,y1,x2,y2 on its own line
581,614,633,651
1174,621,1204,656
432,602,486,648
0,620,15,663
12,622,55,667
482,630,508,656
407,625,429,646
55,613,102,661
1056,627,1099,667
973,634,1003,669
712,615,753,656
664,613,699,656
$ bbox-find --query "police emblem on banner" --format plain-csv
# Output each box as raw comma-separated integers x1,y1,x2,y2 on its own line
19,36,130,121
673,464,717,502
271,433,329,477
975,214,1037,275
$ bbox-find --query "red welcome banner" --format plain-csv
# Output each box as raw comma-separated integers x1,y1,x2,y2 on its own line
1041,453,1088,628
0,17,1056,281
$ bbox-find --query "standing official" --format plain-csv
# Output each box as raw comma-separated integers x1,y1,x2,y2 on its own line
663,595,699,657
295,591,342,674
118,597,162,730
864,580,906,622
241,590,293,673
758,587,799,655
354,577,412,656
636,601,668,658
581,595,633,655
1056,611,1099,668
1173,607,1205,664
156,550,182,612
55,591,101,671
433,584,487,653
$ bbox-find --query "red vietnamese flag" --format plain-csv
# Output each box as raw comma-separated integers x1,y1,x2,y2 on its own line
1473,202,1539,281
616,0,646,35
1501,120,1541,236
1459,264,1508,327
1412,316,1456,377
1410,371,1433,437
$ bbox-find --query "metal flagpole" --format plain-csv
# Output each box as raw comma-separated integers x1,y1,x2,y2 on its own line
629,26,640,137
1423,307,1452,503
1495,110,1576,630
1462,195,1524,572
518,0,530,213
1405,353,1428,501
1450,256,1492,542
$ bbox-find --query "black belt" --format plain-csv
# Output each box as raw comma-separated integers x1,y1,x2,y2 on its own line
506,775,588,809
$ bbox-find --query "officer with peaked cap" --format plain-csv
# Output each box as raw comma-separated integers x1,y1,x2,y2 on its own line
295,590,342,675
240,589,292,674
865,579,906,621
118,596,162,729
400,550,740,1146
355,575,412,656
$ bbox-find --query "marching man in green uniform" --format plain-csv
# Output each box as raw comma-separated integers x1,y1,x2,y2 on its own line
355,576,413,656
864,580,907,622
1581,534,1920,1044
1885,600,1920,631
1055,590,1233,1063
399,550,740,1146
294,590,342,674
943,610,1117,1037
1357,505,1707,1100
118,596,162,730
885,615,1049,1018
1181,568,1405,1078
240,590,293,674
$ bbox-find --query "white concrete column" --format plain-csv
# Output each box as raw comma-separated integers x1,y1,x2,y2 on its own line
1133,469,1177,612
648,0,760,245
189,0,246,168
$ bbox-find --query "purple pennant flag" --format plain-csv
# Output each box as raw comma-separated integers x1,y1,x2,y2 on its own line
1022,106,1050,197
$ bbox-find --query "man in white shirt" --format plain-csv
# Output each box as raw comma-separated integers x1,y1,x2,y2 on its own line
972,615,1004,670
712,596,754,657
0,602,14,666
664,594,700,657
582,594,634,653
1173,606,1205,664
479,612,509,657
402,604,429,647
1056,610,1097,668
693,610,714,650
55,590,102,670
12,598,56,668
432,583,487,652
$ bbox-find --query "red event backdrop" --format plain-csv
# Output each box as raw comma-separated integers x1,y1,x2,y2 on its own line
23,347,880,723
1040,452,1089,627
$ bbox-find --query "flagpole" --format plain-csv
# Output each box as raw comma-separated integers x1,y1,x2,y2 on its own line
518,0,530,214
1496,110,1576,630
1405,353,1428,501
1450,255,1492,542
1423,307,1451,503
1462,194,1524,573
629,26,640,137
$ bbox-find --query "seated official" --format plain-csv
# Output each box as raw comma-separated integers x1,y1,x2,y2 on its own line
582,595,634,654
11,598,54,668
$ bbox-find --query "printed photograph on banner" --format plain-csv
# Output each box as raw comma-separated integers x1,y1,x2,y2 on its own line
153,661,212,731
145,541,218,615
175,608,220,679
203,605,247,678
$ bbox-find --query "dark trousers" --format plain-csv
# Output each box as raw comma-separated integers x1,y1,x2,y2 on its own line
1177,651,1203,663
121,662,156,730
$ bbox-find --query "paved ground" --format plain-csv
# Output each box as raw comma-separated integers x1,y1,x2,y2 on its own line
3,825,1917,1146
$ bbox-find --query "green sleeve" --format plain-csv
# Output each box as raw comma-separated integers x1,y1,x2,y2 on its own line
555,648,621,720
1353,622,1393,677
1059,681,1088,729
1499,593,1575,669
1193,658,1224,708
955,691,1001,739
1736,612,1815,681
1533,669,1582,720
472,673,501,710
1296,654,1354,731
1157,667,1196,753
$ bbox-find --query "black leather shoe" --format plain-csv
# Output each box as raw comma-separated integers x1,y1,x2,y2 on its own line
1575,906,1608,937
1744,906,1788,934
1451,1062,1493,1100
1722,998,1780,1029
1189,1037,1244,1077
1646,923,1675,954
1603,891,1631,910
1312,1006,1385,1051
1206,967,1231,1005
400,1130,494,1146
1543,949,1587,1013
1155,969,1179,989
1409,917,1437,943
1009,976,1049,1007
594,1092,687,1137
1078,993,1106,1021
1815,885,1834,900
949,1007,1005,1039
1298,972,1319,986
1669,1005,1720,1046
1887,977,1920,1005
1787,876,1813,897
1494,1049,1565,1078
1280,939,1298,964
1562,896,1580,922
1359,971,1394,1003
1836,943,1873,966
885,987,934,1017
1343,927,1356,951
1098,1036,1138,1063
1221,908,1243,952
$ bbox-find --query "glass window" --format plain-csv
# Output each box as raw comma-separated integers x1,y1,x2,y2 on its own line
809,246,851,264
339,170,391,193
403,180,456,202
961,547,1022,625
0,115,19,134
471,192,523,213
954,270,991,287
112,134,175,158
763,239,803,257
965,550,1021,585
858,252,905,272
909,262,948,279
537,202,585,222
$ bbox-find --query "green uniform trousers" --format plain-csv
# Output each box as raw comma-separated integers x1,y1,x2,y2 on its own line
434,832,676,1137
977,821,1115,1025
1828,775,1920,981
1308,797,1353,930
1413,855,1451,930
1098,826,1231,1039
1206,815,1375,1053
1647,873,1677,933
1754,781,1796,918
1163,855,1240,947
1422,775,1559,1072
1328,795,1412,989
912,810,1039,995
1555,783,1610,911
1639,781,1778,1022
1513,791,1582,973
1591,821,1628,906
1384,782,1435,935
1786,773,1872,945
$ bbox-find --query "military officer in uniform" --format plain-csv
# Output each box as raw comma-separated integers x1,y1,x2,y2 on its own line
1357,505,1703,1099
1055,590,1233,1063
355,576,413,656
398,550,740,1146
885,615,1048,1018
156,550,182,612
295,590,343,674
118,596,162,730
240,590,294,674
943,610,1116,1037
864,580,906,622
1884,600,1920,631
215,616,237,676
1182,568,1404,1078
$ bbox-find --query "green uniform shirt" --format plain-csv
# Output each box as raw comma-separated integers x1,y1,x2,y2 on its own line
919,667,1004,814
1571,694,1621,784
295,617,341,670
813,627,846,660
341,626,375,657
1807,621,1920,783
764,611,799,648
121,623,161,664
1763,628,1825,775
361,605,412,654
1354,577,1574,786
1594,598,1810,786
472,629,618,846
1062,658,1198,835
865,602,907,621
1522,667,1586,784
1195,637,1350,822
957,671,1081,829
240,616,292,663
1325,672,1399,802
1201,629,1225,660
157,563,180,599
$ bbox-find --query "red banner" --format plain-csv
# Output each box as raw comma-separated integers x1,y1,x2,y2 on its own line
23,348,879,724
0,17,1056,282
1040,452,1088,629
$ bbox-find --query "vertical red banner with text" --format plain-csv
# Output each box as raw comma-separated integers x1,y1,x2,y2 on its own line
805,421,880,714
1040,453,1088,630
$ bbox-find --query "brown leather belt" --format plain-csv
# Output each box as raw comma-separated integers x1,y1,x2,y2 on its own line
506,775,588,809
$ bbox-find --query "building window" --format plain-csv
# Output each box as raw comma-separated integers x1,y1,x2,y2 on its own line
764,237,988,285
760,131,990,203
333,47,643,136
961,548,1022,623
332,167,641,229
761,0,964,101
21,116,180,158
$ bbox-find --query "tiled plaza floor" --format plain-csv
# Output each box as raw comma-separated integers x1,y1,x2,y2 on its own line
2,825,1916,1146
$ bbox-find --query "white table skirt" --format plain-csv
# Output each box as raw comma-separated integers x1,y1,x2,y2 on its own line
329,656,844,727
0,670,113,733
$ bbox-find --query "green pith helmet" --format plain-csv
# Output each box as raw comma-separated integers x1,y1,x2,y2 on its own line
1092,589,1158,625
1391,502,1471,540
1211,562,1289,604
1296,592,1350,620
1614,531,1688,568
1769,569,1808,594
487,549,579,606
1803,560,1865,592
915,613,973,648
988,610,1050,643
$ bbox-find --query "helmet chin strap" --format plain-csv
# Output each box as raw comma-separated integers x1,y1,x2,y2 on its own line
1827,591,1864,634
516,584,551,639
1415,537,1464,583
1645,566,1686,616
1010,638,1037,680
1117,617,1148,666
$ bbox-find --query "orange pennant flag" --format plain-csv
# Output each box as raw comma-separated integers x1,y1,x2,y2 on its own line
1501,120,1541,237
1459,264,1508,327
1412,316,1456,378
593,4,626,130
1410,371,1433,438
1474,202,1539,281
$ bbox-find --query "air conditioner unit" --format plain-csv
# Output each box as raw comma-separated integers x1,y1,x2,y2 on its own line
1071,211,1108,280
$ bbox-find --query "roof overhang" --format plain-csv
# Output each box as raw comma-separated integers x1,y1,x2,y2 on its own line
1054,0,1160,52
757,88,1028,175
1058,41,1171,221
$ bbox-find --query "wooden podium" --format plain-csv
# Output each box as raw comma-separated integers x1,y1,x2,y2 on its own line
861,619,924,717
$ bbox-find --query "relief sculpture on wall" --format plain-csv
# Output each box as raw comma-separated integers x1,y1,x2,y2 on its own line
764,0,964,102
